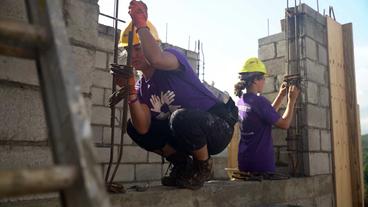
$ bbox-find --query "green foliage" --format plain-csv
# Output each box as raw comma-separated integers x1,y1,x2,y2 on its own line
362,134,368,200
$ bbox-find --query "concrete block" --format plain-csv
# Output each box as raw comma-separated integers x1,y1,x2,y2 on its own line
122,146,148,163
0,0,28,21
259,43,276,60
83,96,92,120
258,32,285,46
300,14,327,45
307,128,321,151
91,87,104,105
316,194,333,207
275,147,289,167
318,44,328,66
307,81,319,104
307,104,327,128
103,127,132,145
148,152,162,163
94,146,117,163
305,59,327,85
65,0,99,46
0,146,52,170
305,152,330,176
95,51,108,69
276,40,286,57
264,76,276,93
300,4,326,26
91,105,118,125
212,156,228,180
263,58,286,76
320,130,332,152
136,164,162,181
71,46,94,93
92,69,112,88
108,53,114,68
319,86,330,107
304,37,317,61
91,125,103,144
104,164,135,182
0,86,47,142
96,35,114,53
0,55,38,86
272,128,287,146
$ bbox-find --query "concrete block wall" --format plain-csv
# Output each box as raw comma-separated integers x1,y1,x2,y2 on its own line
258,4,333,179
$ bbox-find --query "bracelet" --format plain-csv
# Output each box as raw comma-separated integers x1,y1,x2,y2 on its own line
128,97,138,105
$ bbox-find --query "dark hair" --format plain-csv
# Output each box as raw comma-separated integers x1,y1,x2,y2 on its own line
233,72,264,97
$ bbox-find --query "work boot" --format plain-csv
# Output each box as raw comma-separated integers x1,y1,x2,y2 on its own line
161,153,193,187
176,157,213,190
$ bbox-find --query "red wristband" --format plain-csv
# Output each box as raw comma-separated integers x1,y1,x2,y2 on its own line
128,97,138,105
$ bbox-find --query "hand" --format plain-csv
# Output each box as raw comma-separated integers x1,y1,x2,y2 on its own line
129,0,148,29
113,75,136,95
150,94,162,113
278,82,287,97
288,85,300,102
161,90,175,105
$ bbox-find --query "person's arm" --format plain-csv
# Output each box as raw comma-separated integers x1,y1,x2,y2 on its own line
129,0,180,70
274,85,300,129
128,94,151,134
272,82,287,111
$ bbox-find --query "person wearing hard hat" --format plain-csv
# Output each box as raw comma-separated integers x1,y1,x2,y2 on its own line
114,0,237,190
234,57,299,175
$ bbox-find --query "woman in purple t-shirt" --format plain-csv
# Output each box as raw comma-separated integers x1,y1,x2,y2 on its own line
234,57,300,174
111,1,236,190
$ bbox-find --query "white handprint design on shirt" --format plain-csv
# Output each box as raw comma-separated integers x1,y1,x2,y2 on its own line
149,91,181,120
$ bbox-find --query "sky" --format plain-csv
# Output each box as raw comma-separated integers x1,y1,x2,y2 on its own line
98,0,368,134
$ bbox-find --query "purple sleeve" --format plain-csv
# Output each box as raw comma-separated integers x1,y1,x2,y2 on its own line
164,48,193,72
257,96,281,124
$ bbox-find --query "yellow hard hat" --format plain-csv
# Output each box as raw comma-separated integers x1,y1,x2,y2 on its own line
239,57,267,74
118,20,160,47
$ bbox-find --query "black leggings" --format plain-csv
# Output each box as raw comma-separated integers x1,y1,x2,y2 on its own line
127,108,233,155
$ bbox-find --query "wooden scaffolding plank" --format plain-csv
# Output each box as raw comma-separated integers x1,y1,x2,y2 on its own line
327,17,353,207
342,23,364,207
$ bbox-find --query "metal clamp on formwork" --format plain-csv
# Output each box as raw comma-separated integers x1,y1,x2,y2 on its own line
283,73,301,88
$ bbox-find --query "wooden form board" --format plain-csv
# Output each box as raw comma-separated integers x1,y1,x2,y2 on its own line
327,17,363,207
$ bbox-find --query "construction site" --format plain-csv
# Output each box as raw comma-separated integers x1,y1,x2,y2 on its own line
0,0,364,207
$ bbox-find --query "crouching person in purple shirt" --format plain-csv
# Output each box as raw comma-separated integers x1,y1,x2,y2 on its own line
234,57,300,174
113,0,236,190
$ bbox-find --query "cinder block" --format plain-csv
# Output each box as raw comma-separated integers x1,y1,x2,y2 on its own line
320,130,332,152
91,105,118,125
316,194,333,207
92,69,112,88
122,146,148,163
96,35,114,53
259,43,276,60
264,76,276,93
212,156,228,179
91,125,103,144
300,4,327,26
300,14,327,45
0,146,52,170
318,44,328,66
275,147,288,167
319,86,330,107
103,127,133,145
306,59,327,85
276,40,286,57
307,128,321,151
94,146,117,164
305,152,330,176
95,51,108,69
65,0,98,46
0,86,47,142
0,55,38,86
91,87,104,105
307,104,327,128
148,152,162,163
258,32,285,46
103,164,135,182
272,128,287,146
136,164,162,181
263,58,286,76
71,46,94,94
304,37,317,61
307,81,319,104
84,96,93,120
0,0,27,21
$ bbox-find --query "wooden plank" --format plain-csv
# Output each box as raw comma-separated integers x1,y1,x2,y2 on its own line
227,122,240,179
342,23,364,207
327,17,353,207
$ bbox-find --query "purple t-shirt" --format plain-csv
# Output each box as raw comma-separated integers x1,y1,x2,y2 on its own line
237,93,281,172
136,48,217,120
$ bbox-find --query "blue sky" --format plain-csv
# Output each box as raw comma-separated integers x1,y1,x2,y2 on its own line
98,0,368,134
